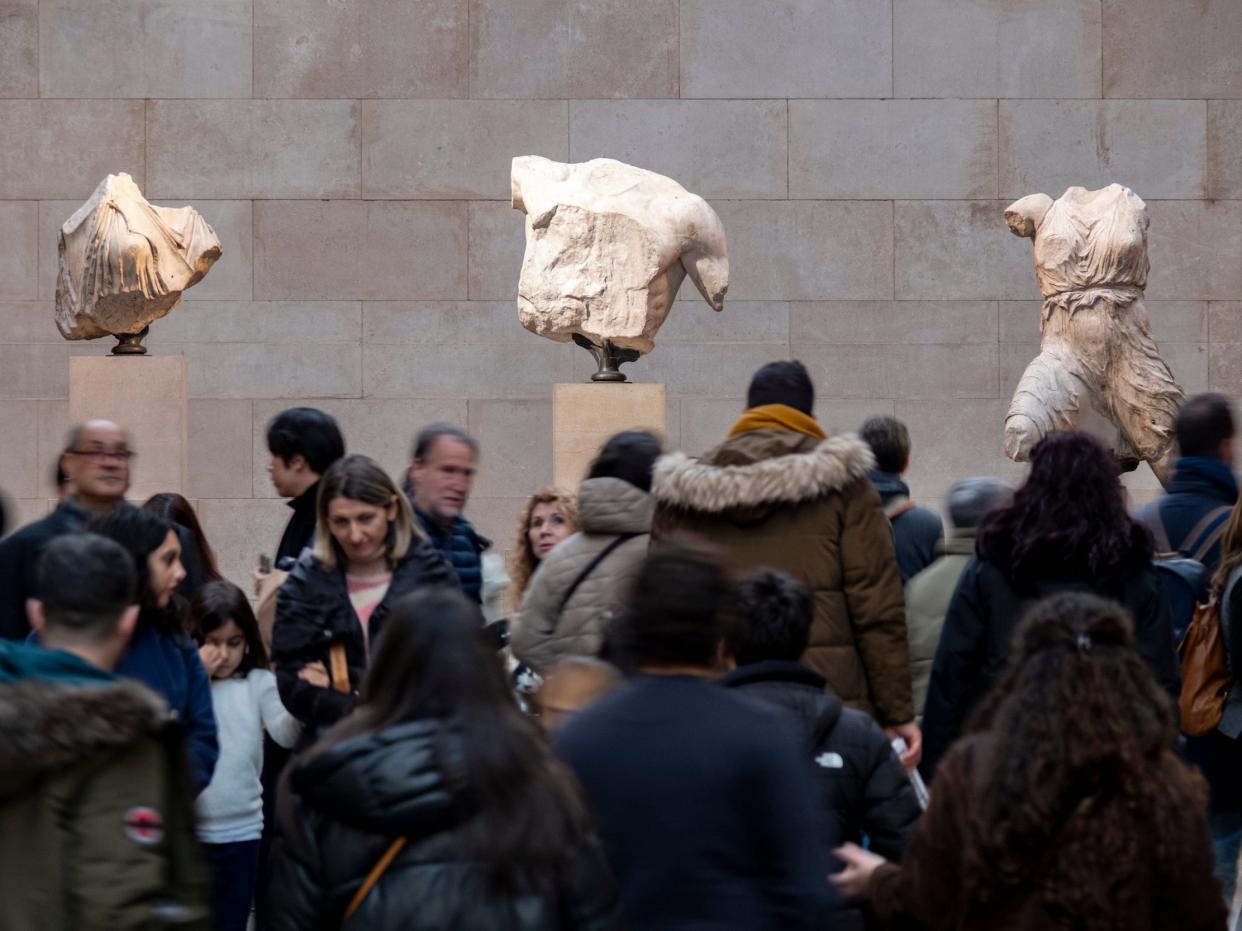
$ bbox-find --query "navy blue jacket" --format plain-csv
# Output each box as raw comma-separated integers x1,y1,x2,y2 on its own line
1137,457,1238,572
413,507,488,603
0,501,90,641
868,470,944,582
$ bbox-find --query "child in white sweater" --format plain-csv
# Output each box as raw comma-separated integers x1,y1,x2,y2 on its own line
191,581,301,931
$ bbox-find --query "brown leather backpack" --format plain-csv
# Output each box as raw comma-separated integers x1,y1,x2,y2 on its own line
1178,598,1231,736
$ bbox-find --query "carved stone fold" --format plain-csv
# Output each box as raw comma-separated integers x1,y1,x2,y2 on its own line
55,173,222,341
511,156,728,356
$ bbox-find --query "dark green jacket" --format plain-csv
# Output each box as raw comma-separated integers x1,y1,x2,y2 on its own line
903,532,976,724
0,642,209,930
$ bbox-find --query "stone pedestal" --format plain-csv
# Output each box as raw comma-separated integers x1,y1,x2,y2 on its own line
553,383,667,490
68,355,188,500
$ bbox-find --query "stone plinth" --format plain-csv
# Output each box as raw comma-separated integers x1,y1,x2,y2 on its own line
69,355,188,500
553,383,667,490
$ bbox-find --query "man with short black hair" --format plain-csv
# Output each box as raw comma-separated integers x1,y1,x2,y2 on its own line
860,415,944,582
556,543,830,931
265,407,346,569
0,419,132,640
0,534,209,928
1138,392,1238,571
407,422,489,603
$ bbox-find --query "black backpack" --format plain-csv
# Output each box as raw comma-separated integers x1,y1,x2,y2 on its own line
1149,504,1232,644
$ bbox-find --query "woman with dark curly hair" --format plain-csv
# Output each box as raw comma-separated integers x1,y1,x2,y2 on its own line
920,431,1179,779
833,591,1225,931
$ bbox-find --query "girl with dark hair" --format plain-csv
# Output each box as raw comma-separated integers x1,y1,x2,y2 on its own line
191,581,301,931
271,454,455,741
86,506,219,791
920,431,1178,778
833,592,1225,931
263,587,623,930
145,491,224,585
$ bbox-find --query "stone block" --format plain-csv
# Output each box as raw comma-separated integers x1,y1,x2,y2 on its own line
1147,201,1242,301
680,0,890,98
35,400,69,486
1208,101,1242,200
181,202,253,302
0,342,110,399
156,342,362,400
1162,341,1209,396
677,397,889,459
255,0,467,98
0,0,36,97
1103,0,1242,98
1212,343,1242,396
470,0,678,99
660,301,789,344
585,342,791,399
69,355,187,499
0,400,39,497
803,344,999,400
0,100,145,199
195,497,290,590
791,302,997,346
187,400,253,499
999,100,1207,200
569,100,787,199
895,201,1036,301
39,0,251,98
894,0,1101,98
464,496,527,561
553,383,666,489
250,397,468,498
0,301,54,342
894,399,1025,501
1210,303,1242,342
147,100,360,199
469,399,553,499
148,301,361,345
713,201,893,301
254,201,467,301
467,201,525,301
362,100,567,199
790,100,997,200
0,202,37,300
1000,300,1208,344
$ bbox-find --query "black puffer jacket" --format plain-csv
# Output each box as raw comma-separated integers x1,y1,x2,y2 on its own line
722,661,921,931
262,719,625,931
272,544,456,739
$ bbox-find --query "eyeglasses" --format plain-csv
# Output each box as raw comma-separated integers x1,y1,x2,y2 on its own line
66,448,135,462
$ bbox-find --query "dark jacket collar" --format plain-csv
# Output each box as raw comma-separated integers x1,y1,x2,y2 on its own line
289,480,319,514
1170,457,1239,504
721,659,827,691
414,506,488,552
867,469,910,503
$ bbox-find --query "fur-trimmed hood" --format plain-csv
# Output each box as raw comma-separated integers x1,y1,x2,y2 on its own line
652,429,874,515
0,676,170,799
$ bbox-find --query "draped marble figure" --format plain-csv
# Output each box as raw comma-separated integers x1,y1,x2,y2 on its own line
1004,184,1184,483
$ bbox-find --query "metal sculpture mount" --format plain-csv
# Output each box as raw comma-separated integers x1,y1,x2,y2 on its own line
511,156,729,384
56,173,222,355
1004,183,1185,484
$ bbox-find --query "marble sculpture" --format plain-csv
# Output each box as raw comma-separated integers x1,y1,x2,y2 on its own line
1004,183,1184,482
511,156,728,379
56,173,221,350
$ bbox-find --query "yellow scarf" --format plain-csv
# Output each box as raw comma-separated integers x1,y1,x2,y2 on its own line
727,403,826,440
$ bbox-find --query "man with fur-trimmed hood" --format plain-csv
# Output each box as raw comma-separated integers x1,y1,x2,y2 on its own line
0,533,208,929
652,361,922,767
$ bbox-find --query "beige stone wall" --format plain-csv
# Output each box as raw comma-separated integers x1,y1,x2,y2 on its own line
1,0,1240,587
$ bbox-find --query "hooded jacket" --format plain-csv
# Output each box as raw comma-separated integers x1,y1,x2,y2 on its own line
0,641,209,930
903,532,977,723
652,428,913,725
262,718,624,931
511,477,652,674
272,542,456,739
1137,456,1238,571
867,470,944,583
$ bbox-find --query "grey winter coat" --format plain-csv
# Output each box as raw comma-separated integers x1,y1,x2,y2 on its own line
511,478,652,674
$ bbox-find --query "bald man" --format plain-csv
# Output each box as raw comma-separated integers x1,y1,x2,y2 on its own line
0,421,133,640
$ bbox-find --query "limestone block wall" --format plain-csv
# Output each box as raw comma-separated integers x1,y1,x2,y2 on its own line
1,0,1241,588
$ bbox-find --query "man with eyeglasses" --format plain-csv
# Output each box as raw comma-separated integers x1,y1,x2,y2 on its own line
0,420,133,640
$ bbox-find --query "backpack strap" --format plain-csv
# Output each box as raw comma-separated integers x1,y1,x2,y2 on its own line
343,837,408,926
555,533,645,622
1146,503,1174,555
1186,505,1234,563
885,498,918,522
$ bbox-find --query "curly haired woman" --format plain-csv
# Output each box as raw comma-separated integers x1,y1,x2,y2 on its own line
833,591,1226,931
507,488,580,613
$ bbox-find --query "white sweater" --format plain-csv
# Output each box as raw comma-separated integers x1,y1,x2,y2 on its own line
196,669,302,844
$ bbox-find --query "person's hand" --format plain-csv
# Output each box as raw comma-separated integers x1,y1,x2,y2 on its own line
198,644,226,678
298,661,330,689
885,720,923,771
253,567,270,597
830,843,887,900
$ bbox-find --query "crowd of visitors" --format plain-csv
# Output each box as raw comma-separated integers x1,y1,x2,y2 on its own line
0,361,1240,930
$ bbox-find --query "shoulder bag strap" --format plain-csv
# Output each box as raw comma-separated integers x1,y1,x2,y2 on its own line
328,642,351,695
1148,503,1174,555
1188,506,1235,563
342,836,408,927
555,533,644,621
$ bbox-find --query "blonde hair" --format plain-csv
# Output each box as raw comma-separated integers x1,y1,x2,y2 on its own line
313,454,421,572
507,487,579,610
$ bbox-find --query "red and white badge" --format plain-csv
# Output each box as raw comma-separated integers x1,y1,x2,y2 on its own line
123,806,165,845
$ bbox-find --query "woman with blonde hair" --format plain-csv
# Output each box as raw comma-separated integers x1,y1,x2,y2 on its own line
271,454,456,741
508,487,579,611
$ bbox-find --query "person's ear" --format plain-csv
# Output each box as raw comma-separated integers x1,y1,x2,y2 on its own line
115,605,140,647
289,453,310,475
1004,193,1053,239
26,599,45,637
